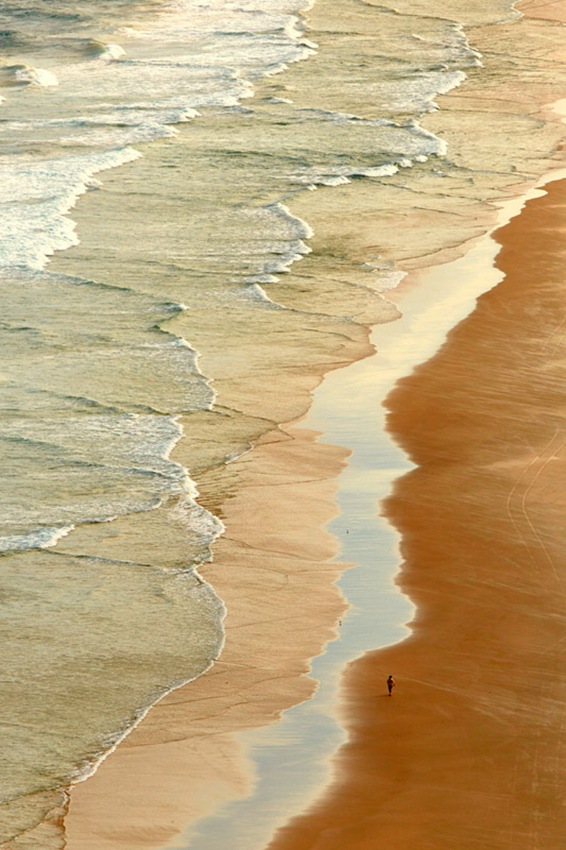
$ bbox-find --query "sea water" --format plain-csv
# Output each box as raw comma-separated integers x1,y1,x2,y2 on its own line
0,0,563,846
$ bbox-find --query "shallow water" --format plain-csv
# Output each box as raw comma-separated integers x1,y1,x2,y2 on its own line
0,0,564,845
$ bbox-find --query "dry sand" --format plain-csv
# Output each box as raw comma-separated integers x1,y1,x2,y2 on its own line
266,176,566,850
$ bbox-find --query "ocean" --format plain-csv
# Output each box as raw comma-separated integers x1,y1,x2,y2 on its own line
0,0,563,846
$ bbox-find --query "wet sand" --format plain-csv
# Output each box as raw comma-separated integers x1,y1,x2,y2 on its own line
63,421,357,849
266,176,566,850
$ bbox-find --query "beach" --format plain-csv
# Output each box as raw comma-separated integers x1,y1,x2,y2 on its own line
265,174,566,850
62,3,565,849
0,0,565,848
62,168,566,848
64,115,566,850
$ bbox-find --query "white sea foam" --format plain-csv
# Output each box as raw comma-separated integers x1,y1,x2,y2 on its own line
0,525,75,552
243,203,314,283
0,64,59,88
243,282,286,306
15,66,59,87
246,274,280,284
381,69,468,113
96,43,127,62
172,496,226,556
124,0,316,82
0,148,140,269
289,163,401,187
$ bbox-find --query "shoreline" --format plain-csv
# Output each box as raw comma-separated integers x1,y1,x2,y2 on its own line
63,419,359,849
57,3,566,850
62,160,566,849
264,173,566,850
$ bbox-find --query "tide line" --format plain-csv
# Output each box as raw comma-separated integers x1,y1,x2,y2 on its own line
182,166,566,850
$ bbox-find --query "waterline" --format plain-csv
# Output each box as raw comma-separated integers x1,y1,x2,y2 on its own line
180,169,565,850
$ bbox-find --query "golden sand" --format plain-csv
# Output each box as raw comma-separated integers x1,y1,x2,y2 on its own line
266,177,566,850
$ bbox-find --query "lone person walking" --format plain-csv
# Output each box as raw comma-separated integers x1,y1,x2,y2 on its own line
387,674,395,696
